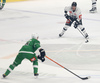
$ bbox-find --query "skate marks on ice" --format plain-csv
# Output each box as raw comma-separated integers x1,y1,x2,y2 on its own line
0,68,100,83
42,44,100,70
0,43,100,70
0,68,57,83
4,8,100,22
0,9,30,22
0,68,80,83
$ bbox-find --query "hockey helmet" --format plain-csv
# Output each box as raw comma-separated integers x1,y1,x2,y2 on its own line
32,33,39,39
72,2,77,7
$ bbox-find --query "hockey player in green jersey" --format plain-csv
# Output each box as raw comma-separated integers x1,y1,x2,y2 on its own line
2,33,46,78
0,0,6,10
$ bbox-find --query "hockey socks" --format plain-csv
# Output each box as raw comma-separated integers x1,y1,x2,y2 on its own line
3,64,15,77
33,61,38,74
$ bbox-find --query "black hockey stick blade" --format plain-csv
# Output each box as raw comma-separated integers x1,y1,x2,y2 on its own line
46,56,91,80
81,76,91,80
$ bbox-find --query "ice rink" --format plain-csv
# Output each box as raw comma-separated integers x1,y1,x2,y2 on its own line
0,0,100,83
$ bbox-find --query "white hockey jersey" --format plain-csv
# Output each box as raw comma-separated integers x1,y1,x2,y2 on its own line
64,6,82,21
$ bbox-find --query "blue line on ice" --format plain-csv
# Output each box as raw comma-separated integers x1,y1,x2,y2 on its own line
5,8,100,22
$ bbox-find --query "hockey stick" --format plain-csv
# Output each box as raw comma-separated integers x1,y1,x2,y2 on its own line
45,56,90,80
69,19,89,43
77,28,89,43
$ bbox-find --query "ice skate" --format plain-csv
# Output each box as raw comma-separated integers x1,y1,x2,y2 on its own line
90,7,97,13
59,32,64,37
2,74,6,78
34,73,39,79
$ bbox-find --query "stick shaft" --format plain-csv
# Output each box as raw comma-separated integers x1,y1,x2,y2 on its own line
45,56,64,68
77,28,88,41
45,56,83,79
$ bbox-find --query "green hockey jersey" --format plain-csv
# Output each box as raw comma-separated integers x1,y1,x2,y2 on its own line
19,38,41,53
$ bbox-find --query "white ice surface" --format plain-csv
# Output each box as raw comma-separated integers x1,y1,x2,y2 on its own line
0,0,100,83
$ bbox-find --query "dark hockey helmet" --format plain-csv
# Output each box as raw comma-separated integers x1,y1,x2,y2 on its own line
71,2,77,7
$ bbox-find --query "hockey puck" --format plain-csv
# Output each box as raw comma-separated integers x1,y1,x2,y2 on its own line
81,76,91,80
85,40,89,43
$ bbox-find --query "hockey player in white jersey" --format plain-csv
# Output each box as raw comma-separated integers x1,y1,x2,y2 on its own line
59,2,89,39
90,0,97,13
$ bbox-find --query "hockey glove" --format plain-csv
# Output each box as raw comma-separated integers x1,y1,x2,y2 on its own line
74,21,79,29
38,48,46,62
38,55,45,62
39,49,46,58
64,14,71,20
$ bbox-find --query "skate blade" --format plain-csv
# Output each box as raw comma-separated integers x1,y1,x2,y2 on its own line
89,10,97,13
